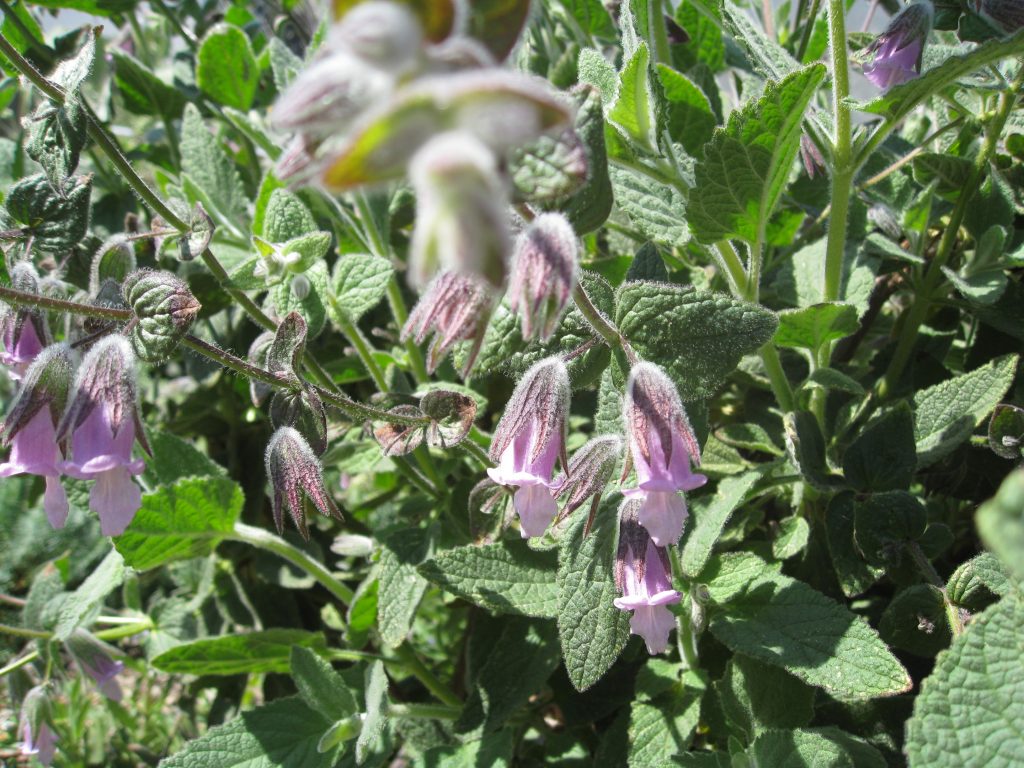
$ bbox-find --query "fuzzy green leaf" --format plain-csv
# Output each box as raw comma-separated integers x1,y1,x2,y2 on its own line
197,24,259,111
608,166,689,248
181,103,249,225
328,253,394,325
378,527,432,648
681,471,761,579
153,630,327,675
773,303,858,350
289,646,359,722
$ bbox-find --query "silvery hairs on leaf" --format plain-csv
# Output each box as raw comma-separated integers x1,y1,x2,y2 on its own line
1,343,73,446
623,361,701,477
402,271,496,377
508,212,579,342
408,131,510,290
57,334,150,456
489,356,571,472
265,426,342,539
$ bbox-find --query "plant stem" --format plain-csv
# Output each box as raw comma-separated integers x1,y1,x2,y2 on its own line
647,0,672,65
907,542,963,637
229,523,355,607
392,644,462,707
387,279,430,384
334,313,388,391
0,285,133,321
714,240,747,297
823,0,853,304
0,651,39,677
94,620,155,641
879,72,1023,397
0,623,50,639
181,334,291,390
759,344,796,413
796,0,821,62
149,0,198,49
571,282,622,349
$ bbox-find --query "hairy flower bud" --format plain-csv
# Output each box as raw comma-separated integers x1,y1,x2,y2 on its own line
861,1,934,90
327,1,424,73
622,362,707,546
1,263,50,379
974,0,1024,31
19,685,57,766
487,358,570,538
265,426,342,539
122,269,201,363
1,344,73,529
58,335,149,536
66,629,124,701
248,331,276,407
408,131,510,290
508,213,579,342
614,500,681,655
402,271,495,377
556,434,623,521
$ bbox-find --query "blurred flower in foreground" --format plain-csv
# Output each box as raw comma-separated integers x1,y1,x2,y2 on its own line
58,335,149,536
0,344,73,528
402,271,495,377
861,1,934,90
622,362,706,546
66,629,124,701
19,686,57,767
265,426,342,539
615,501,681,654
507,212,579,342
487,357,570,538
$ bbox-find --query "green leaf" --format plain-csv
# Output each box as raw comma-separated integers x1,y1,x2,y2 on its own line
615,282,778,400
111,50,186,119
160,695,341,767
773,303,858,350
456,617,560,736
628,669,705,766
722,3,799,80
879,584,951,658
806,367,865,396
905,596,1024,767
853,491,926,569
947,553,1011,609
775,237,878,316
197,24,259,111
608,42,656,150
656,64,717,156
772,516,809,560
419,730,514,767
3,173,92,253
328,253,394,325
852,27,1024,124
142,429,227,487
112,477,244,571
783,411,844,491
557,497,630,692
509,126,587,204
681,471,761,579
562,85,613,234
418,539,559,618
356,660,390,763
687,65,826,244
272,261,330,338
705,553,912,699
825,493,885,598
577,48,618,106
181,103,249,226
747,727,887,767
715,424,783,456
842,403,916,493
608,166,689,249
261,187,316,241
912,354,1019,467
54,549,126,641
912,152,973,197
152,630,327,675
378,527,432,648
290,646,359,722
976,469,1024,586
267,37,302,91
718,654,815,738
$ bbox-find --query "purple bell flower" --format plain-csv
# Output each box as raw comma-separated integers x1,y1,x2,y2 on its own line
614,504,681,655
1,264,50,380
622,362,706,546
507,212,579,342
19,686,57,767
1,344,73,529
487,358,570,538
862,2,933,91
57,335,149,536
66,629,125,701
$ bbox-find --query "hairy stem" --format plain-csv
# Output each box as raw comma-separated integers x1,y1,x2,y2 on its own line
572,282,622,348
823,0,853,304
0,285,132,321
392,644,463,707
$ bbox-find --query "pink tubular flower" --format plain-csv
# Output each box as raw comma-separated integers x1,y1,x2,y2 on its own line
622,362,706,547
614,504,681,655
57,335,149,537
0,344,73,528
67,629,125,701
1,264,50,379
19,686,57,767
487,357,570,538
861,2,933,90
402,271,496,378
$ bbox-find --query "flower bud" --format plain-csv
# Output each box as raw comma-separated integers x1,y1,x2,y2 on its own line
1,344,73,529
507,212,579,342
402,271,495,377
614,499,681,655
58,335,149,536
622,362,707,546
556,435,623,521
65,629,124,701
487,357,570,538
248,331,276,407
1,263,50,379
327,1,424,74
90,235,136,295
265,426,343,539
860,1,934,90
122,269,201,363
408,131,510,290
19,685,57,766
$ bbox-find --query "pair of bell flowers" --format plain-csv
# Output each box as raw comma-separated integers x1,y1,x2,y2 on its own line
486,357,706,547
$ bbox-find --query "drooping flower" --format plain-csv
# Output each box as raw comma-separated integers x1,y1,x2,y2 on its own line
614,501,682,655
57,335,150,537
555,434,623,524
408,131,510,290
19,686,57,767
1,264,50,379
402,271,496,377
622,362,707,546
265,426,343,539
487,357,570,538
66,629,124,701
0,344,73,529
507,213,579,342
861,1,934,90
